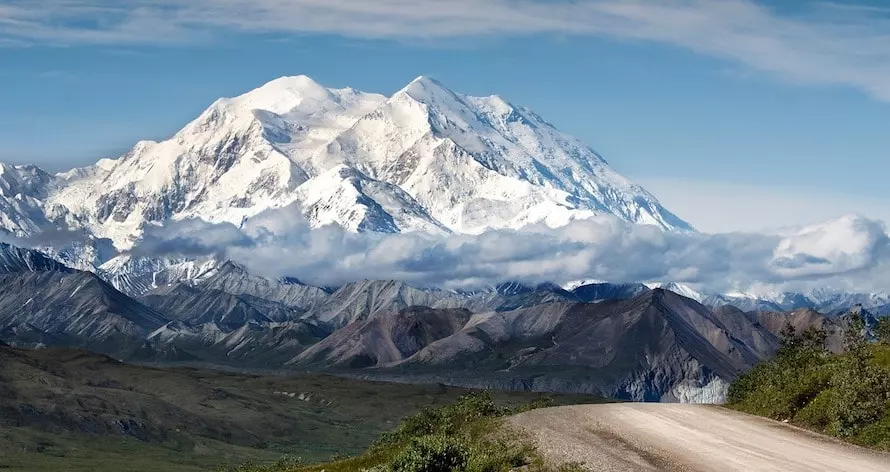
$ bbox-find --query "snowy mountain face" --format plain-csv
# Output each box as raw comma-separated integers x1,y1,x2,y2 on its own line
194,261,331,312
646,282,705,303
0,75,691,254
0,164,61,237
647,282,890,315
43,77,388,248
307,77,690,234
98,255,222,296
805,289,890,314
0,242,69,273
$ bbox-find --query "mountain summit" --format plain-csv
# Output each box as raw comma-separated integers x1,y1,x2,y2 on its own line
0,75,692,250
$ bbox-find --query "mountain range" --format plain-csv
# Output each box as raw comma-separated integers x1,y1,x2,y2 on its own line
644,281,890,316
1,241,860,403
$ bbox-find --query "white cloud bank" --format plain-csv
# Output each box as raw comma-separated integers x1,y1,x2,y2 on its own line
129,204,890,293
3,1,890,101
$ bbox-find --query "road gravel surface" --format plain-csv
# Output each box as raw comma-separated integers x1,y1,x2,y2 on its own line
510,404,890,471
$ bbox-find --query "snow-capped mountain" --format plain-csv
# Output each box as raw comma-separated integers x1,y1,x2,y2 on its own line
646,281,890,314
0,242,69,273
0,75,691,253
98,255,222,296
0,163,60,236
46,76,389,248
305,76,690,234
805,288,890,314
645,282,705,302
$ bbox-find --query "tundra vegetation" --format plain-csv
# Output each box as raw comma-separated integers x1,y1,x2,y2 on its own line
728,315,890,450
220,392,587,472
0,345,600,471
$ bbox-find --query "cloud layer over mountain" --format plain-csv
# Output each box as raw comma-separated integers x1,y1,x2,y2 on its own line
1,70,885,294
125,205,890,293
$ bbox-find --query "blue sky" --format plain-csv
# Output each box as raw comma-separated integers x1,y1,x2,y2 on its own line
1,0,889,232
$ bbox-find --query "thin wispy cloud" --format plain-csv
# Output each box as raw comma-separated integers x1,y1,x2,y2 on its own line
2,1,890,100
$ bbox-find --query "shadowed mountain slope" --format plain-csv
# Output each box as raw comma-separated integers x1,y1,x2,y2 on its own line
0,270,168,354
293,306,472,368
314,289,808,402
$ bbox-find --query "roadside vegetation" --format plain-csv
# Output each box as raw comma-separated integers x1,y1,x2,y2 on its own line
218,392,586,472
727,314,890,450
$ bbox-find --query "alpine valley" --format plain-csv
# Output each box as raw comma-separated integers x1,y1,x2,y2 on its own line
0,75,883,403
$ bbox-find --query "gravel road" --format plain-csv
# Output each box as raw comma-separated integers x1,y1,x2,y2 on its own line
510,404,890,471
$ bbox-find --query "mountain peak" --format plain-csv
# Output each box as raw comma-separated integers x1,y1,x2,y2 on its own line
407,75,440,86
270,74,319,85
397,75,458,102
256,75,328,95
215,260,250,276
647,282,704,302
216,74,335,117
0,242,70,273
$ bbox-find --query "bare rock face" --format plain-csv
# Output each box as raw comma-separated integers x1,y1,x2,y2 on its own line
296,289,839,403
0,270,168,354
292,306,472,368
746,308,846,353
195,261,330,312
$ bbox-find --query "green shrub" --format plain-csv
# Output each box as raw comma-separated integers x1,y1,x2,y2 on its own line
375,392,505,448
728,320,890,451
876,318,890,345
389,435,468,472
794,389,837,429
856,414,890,449
727,352,831,420
373,392,563,471
222,392,574,471
380,392,536,472
828,363,890,437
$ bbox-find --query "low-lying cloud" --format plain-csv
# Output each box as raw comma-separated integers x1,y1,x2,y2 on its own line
771,215,889,279
131,204,890,293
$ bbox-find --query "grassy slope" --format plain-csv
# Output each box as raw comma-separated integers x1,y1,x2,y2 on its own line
727,342,890,450
0,347,604,471
222,393,588,472
0,427,283,472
